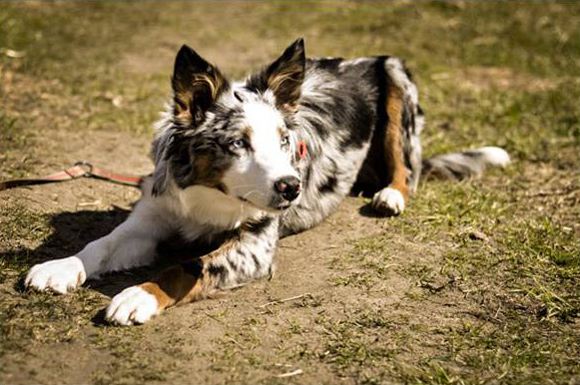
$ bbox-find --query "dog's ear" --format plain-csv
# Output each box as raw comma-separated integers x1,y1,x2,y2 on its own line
248,38,305,111
172,45,228,127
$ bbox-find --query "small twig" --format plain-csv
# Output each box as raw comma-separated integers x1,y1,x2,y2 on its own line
523,187,580,199
493,304,502,320
205,312,225,324
384,263,401,269
77,199,102,207
259,293,311,308
419,277,456,293
227,337,240,346
276,369,303,378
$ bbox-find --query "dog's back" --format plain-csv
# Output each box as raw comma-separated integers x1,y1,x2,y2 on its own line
281,56,424,234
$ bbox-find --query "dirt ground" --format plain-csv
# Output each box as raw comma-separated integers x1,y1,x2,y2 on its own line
1,2,579,385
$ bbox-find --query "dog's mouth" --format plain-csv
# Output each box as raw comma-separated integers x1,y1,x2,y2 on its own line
268,196,295,212
235,195,292,213
274,202,291,211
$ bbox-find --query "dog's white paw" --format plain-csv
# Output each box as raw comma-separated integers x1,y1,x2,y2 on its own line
372,187,406,216
25,256,86,294
106,286,158,326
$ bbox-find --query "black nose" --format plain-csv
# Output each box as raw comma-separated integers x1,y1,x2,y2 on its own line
274,176,301,202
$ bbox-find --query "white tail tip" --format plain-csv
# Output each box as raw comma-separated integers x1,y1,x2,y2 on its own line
477,146,511,167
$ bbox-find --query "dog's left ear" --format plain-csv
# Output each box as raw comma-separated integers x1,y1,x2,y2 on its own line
172,45,228,127
249,38,306,110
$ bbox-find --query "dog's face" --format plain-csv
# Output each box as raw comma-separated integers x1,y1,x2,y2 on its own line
152,39,305,213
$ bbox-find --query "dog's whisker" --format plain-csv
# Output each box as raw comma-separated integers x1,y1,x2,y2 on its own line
230,183,260,190
242,189,264,199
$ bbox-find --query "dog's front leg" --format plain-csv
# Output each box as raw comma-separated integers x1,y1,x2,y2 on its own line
25,197,173,294
105,215,279,326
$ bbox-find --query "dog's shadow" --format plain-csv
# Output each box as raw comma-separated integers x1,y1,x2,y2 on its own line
2,206,215,324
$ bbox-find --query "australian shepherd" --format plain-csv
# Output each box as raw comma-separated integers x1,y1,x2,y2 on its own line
25,39,510,325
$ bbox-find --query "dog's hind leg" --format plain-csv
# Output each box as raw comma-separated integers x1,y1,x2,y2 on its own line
105,215,279,326
371,84,409,216
371,58,423,216
25,197,173,294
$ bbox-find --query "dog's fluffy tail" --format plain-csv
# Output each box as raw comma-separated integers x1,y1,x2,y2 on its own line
422,146,510,180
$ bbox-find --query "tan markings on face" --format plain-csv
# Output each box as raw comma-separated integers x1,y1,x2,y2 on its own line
222,100,298,210
276,126,285,141
193,154,225,189
242,126,253,143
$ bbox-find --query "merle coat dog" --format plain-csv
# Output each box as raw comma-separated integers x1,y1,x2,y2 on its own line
25,39,509,325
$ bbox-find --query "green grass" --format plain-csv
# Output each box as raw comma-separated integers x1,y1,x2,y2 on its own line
1,4,165,135
0,204,51,280
1,2,579,385
326,170,579,383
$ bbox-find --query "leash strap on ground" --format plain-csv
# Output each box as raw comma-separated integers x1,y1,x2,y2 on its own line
0,161,143,191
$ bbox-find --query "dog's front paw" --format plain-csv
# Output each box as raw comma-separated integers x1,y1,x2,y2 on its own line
372,187,406,216
25,256,86,294
106,286,159,326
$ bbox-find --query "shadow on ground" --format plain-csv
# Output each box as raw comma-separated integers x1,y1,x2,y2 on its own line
1,205,229,303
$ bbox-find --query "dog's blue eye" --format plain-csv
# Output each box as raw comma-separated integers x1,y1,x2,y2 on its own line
281,136,290,146
231,139,247,149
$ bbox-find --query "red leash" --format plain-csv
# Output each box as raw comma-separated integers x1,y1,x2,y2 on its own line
0,161,143,191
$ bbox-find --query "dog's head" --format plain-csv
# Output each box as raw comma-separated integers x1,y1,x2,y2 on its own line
152,39,305,213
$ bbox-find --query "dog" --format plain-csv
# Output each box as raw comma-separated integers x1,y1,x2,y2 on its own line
24,39,509,325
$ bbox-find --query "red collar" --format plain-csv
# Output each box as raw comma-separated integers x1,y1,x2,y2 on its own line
297,141,308,158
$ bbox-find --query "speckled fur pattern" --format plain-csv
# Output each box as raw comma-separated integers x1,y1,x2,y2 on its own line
24,39,509,325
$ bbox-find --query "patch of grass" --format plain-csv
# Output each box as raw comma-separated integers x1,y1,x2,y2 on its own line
315,310,397,376
397,362,466,385
1,288,105,351
0,112,37,179
91,327,174,385
1,3,166,136
434,317,580,384
325,154,577,383
1,4,160,80
0,203,52,280
497,219,578,322
422,83,580,163
330,234,402,290
206,321,271,381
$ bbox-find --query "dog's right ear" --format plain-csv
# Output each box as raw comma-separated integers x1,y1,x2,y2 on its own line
172,45,228,127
